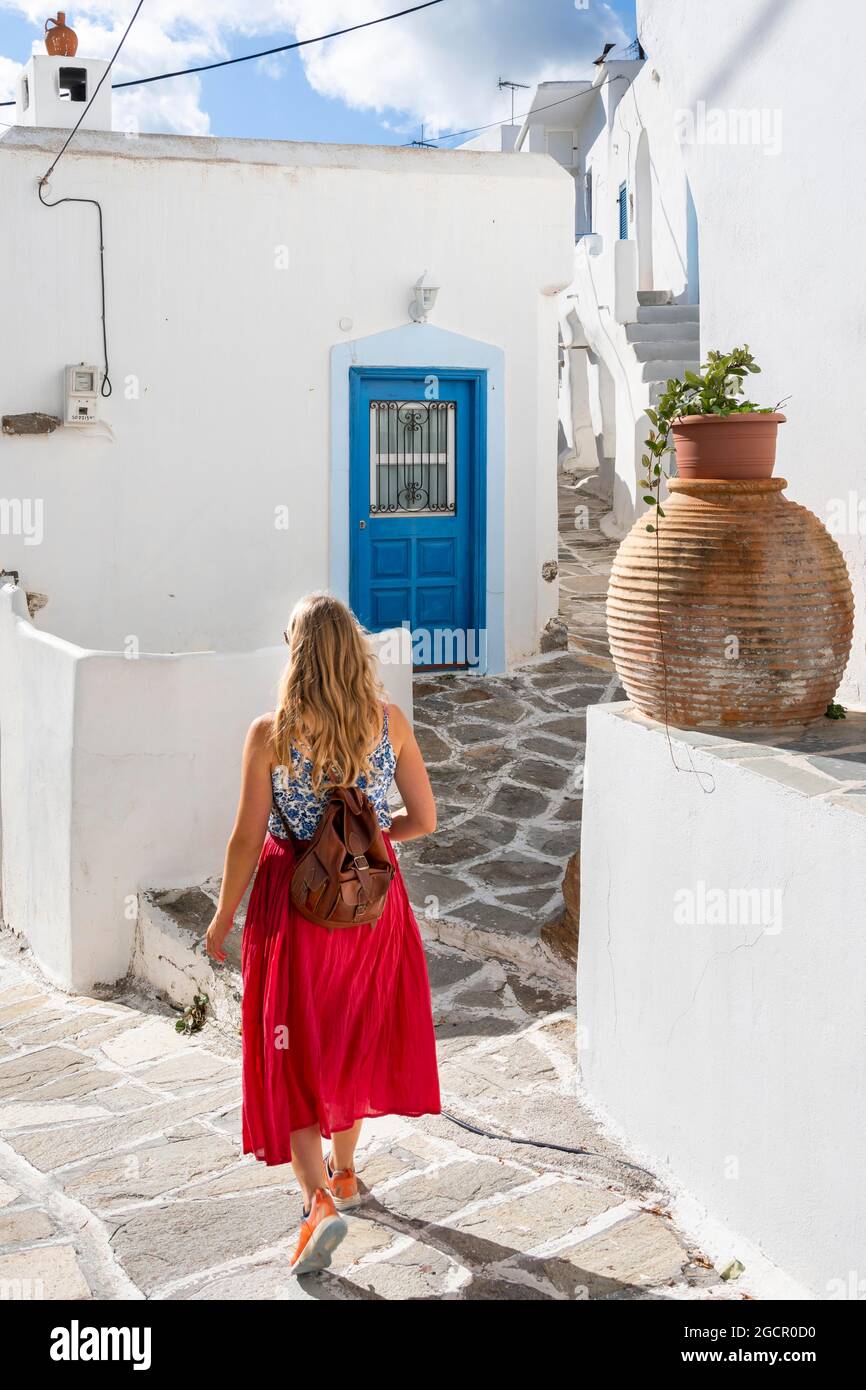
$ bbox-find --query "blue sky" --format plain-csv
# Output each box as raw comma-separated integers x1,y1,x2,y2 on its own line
0,2,637,145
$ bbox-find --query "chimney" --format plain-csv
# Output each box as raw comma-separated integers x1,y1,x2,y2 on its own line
15,14,112,132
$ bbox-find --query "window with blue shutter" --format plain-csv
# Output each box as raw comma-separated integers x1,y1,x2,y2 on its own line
618,181,628,239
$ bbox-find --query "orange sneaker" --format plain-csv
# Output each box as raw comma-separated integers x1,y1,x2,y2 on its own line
325,1152,362,1211
289,1189,348,1275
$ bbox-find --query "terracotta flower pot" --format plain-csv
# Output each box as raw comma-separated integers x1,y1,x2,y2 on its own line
672,412,786,480
45,12,78,57
607,477,853,729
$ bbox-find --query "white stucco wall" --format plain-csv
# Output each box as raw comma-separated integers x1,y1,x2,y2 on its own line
556,60,696,529
579,703,866,1297
638,0,866,705
0,127,574,668
0,582,412,991
577,61,691,304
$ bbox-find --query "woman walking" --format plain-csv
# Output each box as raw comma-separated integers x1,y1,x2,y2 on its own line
205,593,440,1274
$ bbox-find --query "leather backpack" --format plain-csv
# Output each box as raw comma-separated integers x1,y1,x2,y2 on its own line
273,785,395,929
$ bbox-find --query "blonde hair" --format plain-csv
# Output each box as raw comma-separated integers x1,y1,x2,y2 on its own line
272,592,384,793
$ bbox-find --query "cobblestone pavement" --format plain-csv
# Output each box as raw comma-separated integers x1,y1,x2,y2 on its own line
557,473,620,673
0,940,742,1301
399,652,617,983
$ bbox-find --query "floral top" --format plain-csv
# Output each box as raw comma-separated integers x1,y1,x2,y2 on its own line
269,704,397,842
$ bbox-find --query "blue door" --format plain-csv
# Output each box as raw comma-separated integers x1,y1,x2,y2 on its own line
349,369,484,670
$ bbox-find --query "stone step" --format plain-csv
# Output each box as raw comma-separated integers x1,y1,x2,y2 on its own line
626,320,699,344
134,868,575,1024
636,304,700,324
133,885,244,1035
636,289,672,306
631,340,700,363
641,358,699,383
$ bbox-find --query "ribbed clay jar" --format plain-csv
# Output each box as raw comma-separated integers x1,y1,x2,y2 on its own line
606,478,853,728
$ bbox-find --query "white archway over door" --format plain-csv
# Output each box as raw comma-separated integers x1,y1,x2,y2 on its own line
635,129,653,291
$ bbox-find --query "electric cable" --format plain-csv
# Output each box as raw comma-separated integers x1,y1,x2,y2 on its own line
35,0,145,397
0,1,447,105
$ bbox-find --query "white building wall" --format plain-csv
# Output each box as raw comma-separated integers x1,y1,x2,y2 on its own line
556,60,695,521
638,0,866,705
0,129,574,668
0,582,412,991
579,704,866,1297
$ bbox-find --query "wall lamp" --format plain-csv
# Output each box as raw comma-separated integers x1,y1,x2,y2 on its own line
409,272,440,323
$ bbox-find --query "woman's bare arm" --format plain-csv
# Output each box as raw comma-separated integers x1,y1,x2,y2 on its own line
205,716,274,961
386,703,437,842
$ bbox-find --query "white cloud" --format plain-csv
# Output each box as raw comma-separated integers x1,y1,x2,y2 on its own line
0,50,20,103
0,0,630,137
281,0,630,138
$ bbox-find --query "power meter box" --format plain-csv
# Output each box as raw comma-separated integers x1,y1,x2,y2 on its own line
64,363,101,425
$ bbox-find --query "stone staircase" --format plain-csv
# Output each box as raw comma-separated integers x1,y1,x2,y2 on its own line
626,302,700,394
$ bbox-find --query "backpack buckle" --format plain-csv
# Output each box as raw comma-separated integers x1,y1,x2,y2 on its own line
353,854,369,870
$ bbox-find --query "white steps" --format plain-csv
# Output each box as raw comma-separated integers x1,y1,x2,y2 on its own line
626,320,699,344
631,339,700,362
641,358,699,382
637,289,672,306
636,304,700,324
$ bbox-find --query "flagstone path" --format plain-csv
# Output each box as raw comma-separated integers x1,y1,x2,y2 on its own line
557,472,620,672
0,941,742,1301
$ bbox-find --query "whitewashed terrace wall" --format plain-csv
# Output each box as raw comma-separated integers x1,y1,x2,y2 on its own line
579,703,866,1297
639,0,866,705
0,583,411,991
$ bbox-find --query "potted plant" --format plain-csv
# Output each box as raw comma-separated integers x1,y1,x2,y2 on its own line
641,345,786,530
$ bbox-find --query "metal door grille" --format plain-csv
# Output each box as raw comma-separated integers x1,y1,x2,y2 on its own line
369,400,456,515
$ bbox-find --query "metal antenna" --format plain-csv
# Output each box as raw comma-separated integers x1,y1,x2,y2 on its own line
410,122,438,147
498,77,529,126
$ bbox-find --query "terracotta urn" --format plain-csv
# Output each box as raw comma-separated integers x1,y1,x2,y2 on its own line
607,478,853,729
45,12,78,56
672,412,785,480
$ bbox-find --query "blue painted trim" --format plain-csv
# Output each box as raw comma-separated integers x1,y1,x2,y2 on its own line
330,325,505,674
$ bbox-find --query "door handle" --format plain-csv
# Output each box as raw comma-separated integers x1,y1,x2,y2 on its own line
359,520,367,529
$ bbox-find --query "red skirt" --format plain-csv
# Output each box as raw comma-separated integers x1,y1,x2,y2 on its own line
241,832,441,1165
